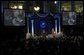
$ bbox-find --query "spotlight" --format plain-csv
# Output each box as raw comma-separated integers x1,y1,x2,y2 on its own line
18,5,23,9
14,6,17,9
34,6,40,11
11,5,17,9
54,1,57,4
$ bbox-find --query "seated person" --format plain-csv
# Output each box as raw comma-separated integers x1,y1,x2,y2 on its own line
41,30,47,38
51,28,57,37
26,32,31,40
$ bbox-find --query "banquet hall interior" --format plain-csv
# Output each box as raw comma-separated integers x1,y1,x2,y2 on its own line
0,1,83,55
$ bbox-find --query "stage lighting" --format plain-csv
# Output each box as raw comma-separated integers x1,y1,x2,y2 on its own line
54,1,57,4
40,20,46,29
18,5,23,9
11,5,17,9
34,6,40,11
